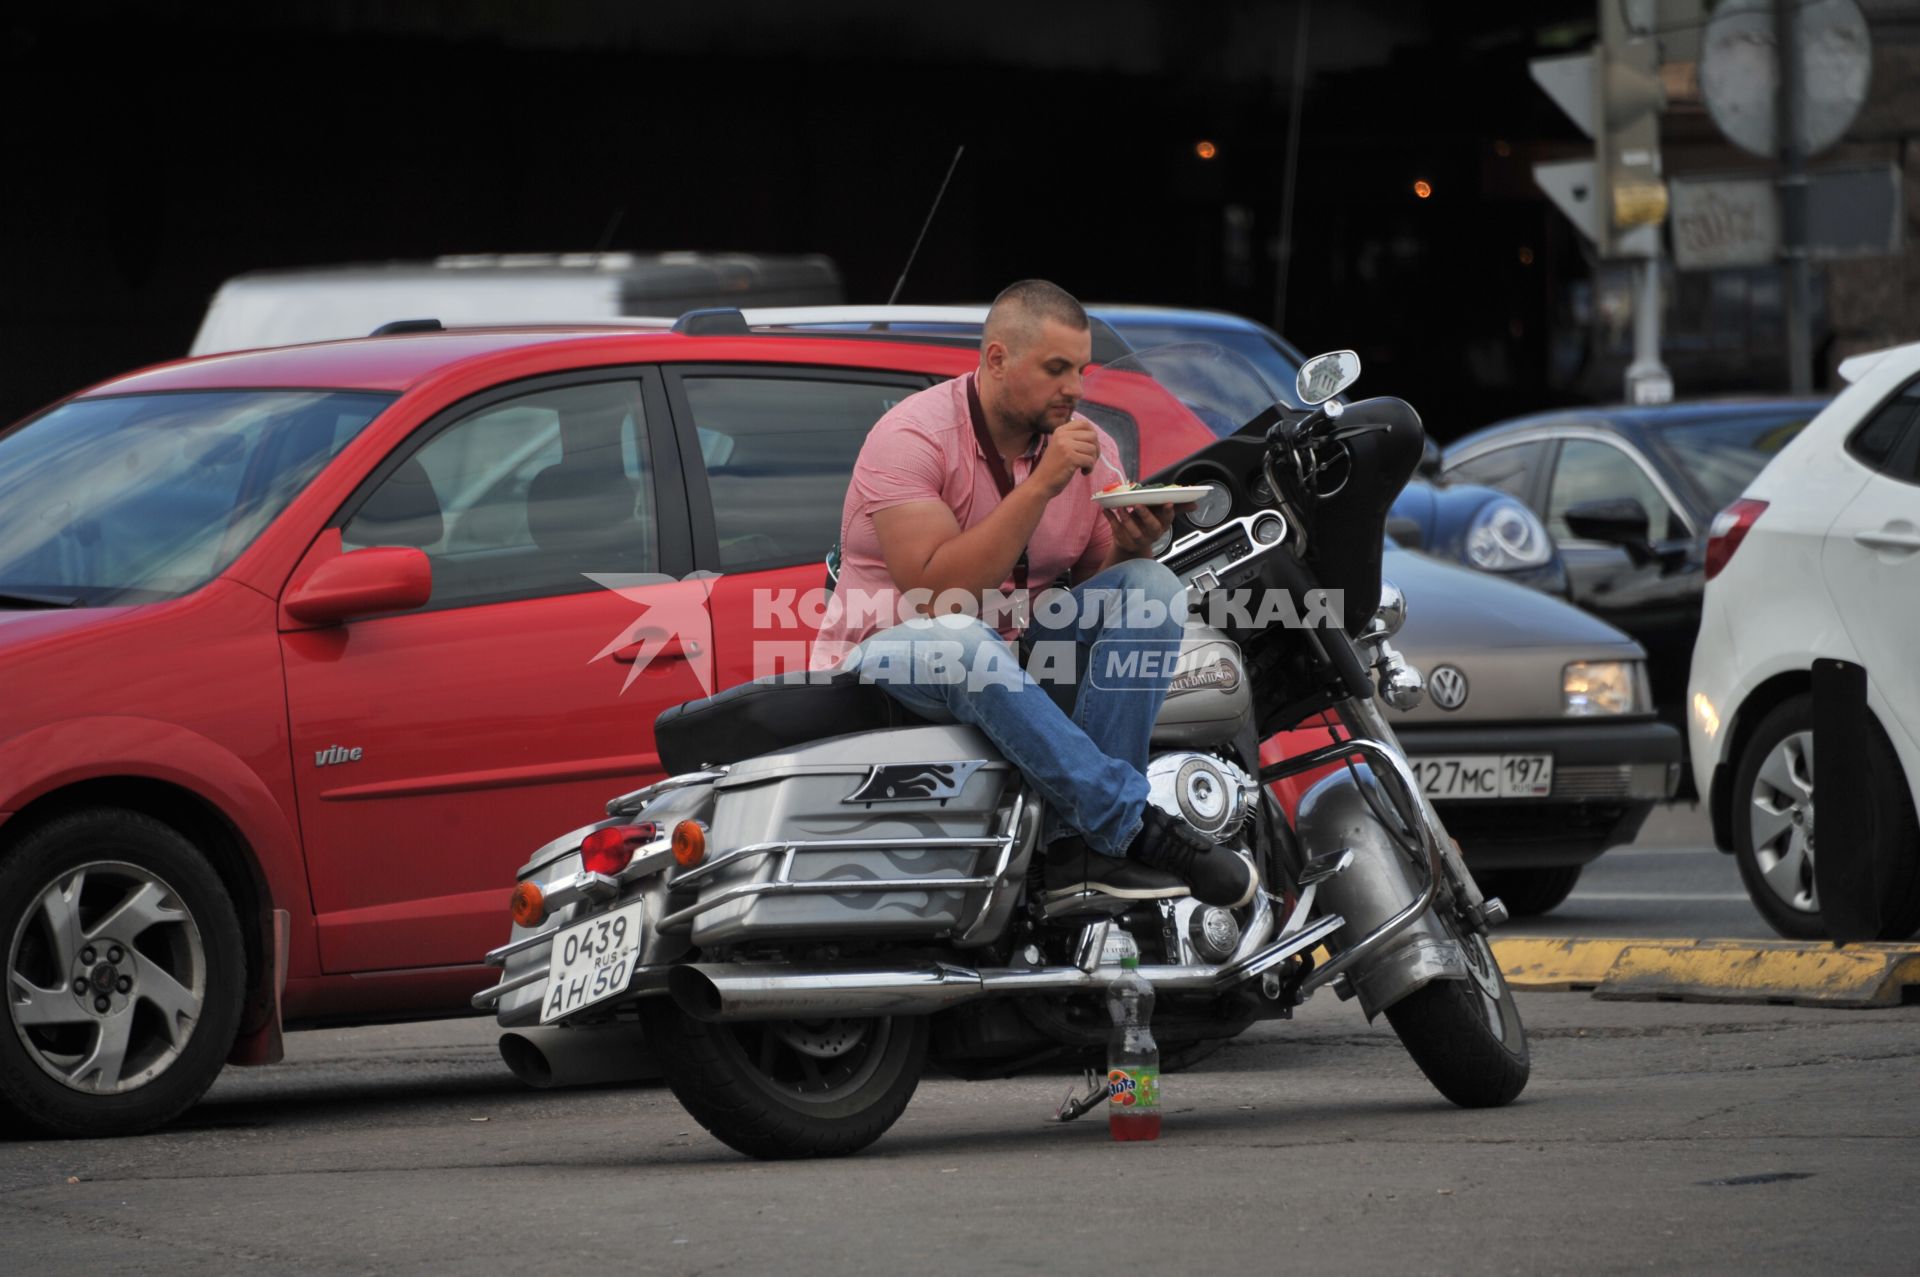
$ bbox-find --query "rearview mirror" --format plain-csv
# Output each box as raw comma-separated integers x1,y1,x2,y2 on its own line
1296,350,1360,405
1562,498,1654,565
283,546,432,626
1417,436,1444,480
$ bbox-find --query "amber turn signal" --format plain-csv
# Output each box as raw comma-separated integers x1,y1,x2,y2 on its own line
671,820,707,868
509,880,546,928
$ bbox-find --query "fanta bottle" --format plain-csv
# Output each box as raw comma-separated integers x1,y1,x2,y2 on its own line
1106,935,1160,1141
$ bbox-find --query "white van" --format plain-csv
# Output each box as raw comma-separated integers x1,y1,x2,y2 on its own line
188,251,843,356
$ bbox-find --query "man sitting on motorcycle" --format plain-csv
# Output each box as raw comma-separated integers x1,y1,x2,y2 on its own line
812,279,1256,908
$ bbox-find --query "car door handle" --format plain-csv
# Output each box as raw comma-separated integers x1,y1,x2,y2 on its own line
612,630,702,663
1854,529,1920,552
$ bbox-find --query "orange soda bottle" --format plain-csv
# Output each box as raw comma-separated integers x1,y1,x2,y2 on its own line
1106,939,1160,1141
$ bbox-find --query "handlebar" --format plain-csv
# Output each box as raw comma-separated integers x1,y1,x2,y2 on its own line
1261,396,1420,505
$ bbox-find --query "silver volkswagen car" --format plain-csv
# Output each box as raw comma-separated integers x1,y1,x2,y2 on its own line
1374,544,1680,914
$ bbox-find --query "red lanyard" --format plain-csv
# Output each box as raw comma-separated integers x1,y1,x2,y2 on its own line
966,375,1032,593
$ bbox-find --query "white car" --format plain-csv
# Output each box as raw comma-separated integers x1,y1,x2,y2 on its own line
1688,341,1920,940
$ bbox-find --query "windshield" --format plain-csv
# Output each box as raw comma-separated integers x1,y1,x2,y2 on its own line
1649,411,1815,512
0,390,391,606
1099,318,1310,410
1082,341,1284,441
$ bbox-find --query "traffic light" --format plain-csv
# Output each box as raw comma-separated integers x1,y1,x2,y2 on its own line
1531,0,1668,257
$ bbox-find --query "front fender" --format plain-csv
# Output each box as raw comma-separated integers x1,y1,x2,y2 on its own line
1294,765,1465,1019
0,716,315,1024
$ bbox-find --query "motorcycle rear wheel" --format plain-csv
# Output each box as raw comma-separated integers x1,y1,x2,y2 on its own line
641,997,927,1159
1383,918,1529,1109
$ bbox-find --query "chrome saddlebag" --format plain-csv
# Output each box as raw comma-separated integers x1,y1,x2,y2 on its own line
678,725,1030,949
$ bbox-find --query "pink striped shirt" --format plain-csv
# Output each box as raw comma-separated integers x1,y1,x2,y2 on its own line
812,373,1122,667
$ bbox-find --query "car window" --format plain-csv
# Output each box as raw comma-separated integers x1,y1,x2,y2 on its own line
680,374,915,572
1650,412,1815,511
1444,441,1545,501
0,390,389,606
343,380,653,607
1546,438,1685,542
1847,379,1920,485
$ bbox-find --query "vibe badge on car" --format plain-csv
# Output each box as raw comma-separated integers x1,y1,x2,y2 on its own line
541,901,647,1024
1410,754,1553,800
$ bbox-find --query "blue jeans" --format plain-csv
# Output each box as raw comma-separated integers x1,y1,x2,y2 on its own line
846,558,1187,856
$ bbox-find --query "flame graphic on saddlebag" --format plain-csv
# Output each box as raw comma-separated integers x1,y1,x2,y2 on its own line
844,760,989,805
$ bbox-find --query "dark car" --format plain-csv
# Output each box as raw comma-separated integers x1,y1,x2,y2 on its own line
1383,470,1567,597
1443,399,1826,740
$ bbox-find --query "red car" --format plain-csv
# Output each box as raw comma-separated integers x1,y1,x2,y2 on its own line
0,324,1230,1137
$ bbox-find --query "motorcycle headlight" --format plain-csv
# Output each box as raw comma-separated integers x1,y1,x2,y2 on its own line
1563,661,1647,716
1464,498,1552,571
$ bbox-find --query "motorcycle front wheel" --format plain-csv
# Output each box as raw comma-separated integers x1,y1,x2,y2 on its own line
641,997,927,1159
1383,911,1529,1109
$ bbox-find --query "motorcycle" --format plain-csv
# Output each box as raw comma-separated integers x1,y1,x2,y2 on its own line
475,343,1529,1158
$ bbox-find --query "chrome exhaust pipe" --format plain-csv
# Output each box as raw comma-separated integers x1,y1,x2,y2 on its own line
668,962,989,1022
668,919,1344,1023
498,1023,658,1089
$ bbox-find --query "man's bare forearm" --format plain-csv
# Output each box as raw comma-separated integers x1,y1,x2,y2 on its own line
910,483,1053,598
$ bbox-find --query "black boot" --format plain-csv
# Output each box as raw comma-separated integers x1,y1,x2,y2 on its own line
1127,804,1258,908
1042,836,1187,901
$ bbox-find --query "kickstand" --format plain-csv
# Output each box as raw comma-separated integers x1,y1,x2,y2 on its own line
1054,1068,1108,1123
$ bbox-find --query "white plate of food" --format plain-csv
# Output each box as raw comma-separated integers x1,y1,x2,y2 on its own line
1090,483,1212,509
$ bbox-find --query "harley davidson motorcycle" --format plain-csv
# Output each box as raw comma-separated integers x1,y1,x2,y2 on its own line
475,344,1529,1158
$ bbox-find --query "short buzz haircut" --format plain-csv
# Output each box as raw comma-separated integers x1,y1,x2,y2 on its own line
983,279,1088,356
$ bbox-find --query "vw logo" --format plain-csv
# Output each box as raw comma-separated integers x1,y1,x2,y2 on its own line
1429,665,1469,711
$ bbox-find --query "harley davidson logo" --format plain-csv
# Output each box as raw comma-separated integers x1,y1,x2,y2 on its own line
1168,656,1242,695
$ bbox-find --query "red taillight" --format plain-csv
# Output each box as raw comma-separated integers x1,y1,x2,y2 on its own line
1704,498,1769,581
580,822,657,876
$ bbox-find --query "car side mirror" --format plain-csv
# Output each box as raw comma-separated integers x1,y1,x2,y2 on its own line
1562,498,1655,566
1384,515,1426,550
283,546,432,626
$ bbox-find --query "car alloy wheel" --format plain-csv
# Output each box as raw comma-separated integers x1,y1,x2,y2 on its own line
8,859,209,1096
1746,729,1818,919
0,810,245,1137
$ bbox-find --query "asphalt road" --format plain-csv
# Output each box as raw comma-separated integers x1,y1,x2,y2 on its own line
1502,802,1774,941
5,803,1909,1274
2,989,1915,1275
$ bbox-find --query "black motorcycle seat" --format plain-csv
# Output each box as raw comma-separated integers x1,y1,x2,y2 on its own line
654,670,934,774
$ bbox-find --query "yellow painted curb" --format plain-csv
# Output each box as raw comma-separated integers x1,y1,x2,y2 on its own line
1493,937,1653,992
1493,936,1920,1008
